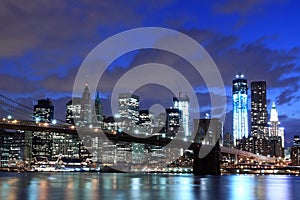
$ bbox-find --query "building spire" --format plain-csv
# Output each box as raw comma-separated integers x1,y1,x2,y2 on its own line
270,102,279,122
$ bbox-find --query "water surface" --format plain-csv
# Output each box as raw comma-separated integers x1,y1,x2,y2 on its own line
0,172,300,200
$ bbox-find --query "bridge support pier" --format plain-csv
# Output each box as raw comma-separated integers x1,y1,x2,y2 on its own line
192,142,220,175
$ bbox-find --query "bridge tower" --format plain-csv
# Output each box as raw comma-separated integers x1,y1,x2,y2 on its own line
192,142,221,175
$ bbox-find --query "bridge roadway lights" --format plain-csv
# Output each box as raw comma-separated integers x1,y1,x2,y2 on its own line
192,142,221,175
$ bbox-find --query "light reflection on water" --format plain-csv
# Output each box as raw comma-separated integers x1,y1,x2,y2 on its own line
0,173,300,200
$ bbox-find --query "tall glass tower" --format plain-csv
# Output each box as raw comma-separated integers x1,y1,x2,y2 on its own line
232,74,249,145
173,94,190,137
251,81,268,137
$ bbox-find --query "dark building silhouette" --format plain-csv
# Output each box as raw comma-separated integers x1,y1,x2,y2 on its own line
269,136,284,158
94,92,104,125
139,110,153,127
33,98,54,123
291,135,300,165
251,81,268,137
223,132,234,147
237,136,269,156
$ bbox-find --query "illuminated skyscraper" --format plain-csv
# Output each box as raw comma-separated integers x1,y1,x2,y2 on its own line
251,81,268,137
66,97,81,125
118,93,140,127
268,102,285,148
232,74,249,145
173,94,190,137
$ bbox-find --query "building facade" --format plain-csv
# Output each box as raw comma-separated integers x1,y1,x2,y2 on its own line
251,81,268,137
232,74,249,145
173,95,190,137
165,108,181,138
81,84,92,125
268,102,285,148
33,98,54,123
118,93,140,130
66,97,82,125
291,135,300,166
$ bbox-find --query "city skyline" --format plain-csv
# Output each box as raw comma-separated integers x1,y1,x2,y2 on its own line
0,1,300,147
1,1,300,199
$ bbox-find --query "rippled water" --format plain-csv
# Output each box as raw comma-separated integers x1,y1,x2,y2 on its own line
0,172,300,200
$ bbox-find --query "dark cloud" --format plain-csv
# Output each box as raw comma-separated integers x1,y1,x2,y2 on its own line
0,0,143,57
41,67,77,93
0,73,38,93
276,86,300,106
213,0,270,15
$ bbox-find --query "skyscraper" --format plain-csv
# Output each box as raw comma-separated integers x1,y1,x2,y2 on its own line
173,94,190,137
232,74,249,145
291,135,300,166
166,108,181,138
118,93,140,128
138,110,154,135
251,81,268,137
66,97,81,125
33,98,54,123
94,92,104,125
81,84,92,125
268,102,285,148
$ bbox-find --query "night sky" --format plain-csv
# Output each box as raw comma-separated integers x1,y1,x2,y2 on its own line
1,0,299,146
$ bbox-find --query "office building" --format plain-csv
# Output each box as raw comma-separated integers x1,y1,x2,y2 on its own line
33,98,54,123
165,108,181,138
81,84,92,125
173,94,190,137
237,136,269,156
223,132,234,147
94,92,104,125
291,135,300,165
232,74,249,145
118,93,140,128
137,110,154,135
139,110,153,128
66,97,82,125
251,81,268,137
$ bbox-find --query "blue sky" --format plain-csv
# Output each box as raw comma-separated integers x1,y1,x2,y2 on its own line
0,0,299,146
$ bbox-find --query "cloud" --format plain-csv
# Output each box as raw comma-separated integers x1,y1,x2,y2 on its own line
40,67,78,93
213,0,270,15
0,0,143,57
0,73,38,94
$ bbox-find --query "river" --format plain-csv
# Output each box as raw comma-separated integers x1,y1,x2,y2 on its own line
0,172,300,200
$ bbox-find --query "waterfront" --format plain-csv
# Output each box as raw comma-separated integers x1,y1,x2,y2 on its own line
0,173,300,200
